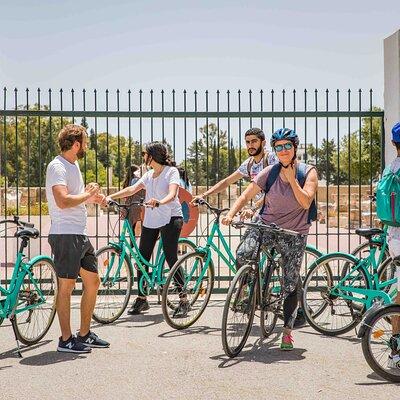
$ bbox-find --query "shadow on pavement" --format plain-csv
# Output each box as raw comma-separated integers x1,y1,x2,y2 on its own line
158,325,221,338
0,340,52,361
20,351,88,366
91,312,164,329
210,337,307,368
355,372,400,386
299,329,361,345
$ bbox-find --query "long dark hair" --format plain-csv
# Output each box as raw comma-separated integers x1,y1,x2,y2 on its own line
177,167,190,188
145,142,174,166
122,165,140,189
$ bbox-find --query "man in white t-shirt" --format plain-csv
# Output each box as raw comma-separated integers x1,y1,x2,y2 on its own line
45,124,109,353
192,127,277,217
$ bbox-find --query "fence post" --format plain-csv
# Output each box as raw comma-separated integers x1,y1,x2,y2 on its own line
384,29,400,167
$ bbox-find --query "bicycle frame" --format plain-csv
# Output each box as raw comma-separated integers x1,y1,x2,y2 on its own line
327,242,396,309
104,218,186,294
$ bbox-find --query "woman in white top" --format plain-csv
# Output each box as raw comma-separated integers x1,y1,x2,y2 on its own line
106,142,185,315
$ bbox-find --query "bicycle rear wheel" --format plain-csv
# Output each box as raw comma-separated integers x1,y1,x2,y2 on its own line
260,263,281,338
162,250,214,330
222,265,257,358
15,258,58,345
361,305,400,382
93,246,132,324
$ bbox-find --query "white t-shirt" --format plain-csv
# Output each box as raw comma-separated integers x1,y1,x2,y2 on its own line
45,155,87,235
236,152,278,181
138,166,182,229
236,152,278,201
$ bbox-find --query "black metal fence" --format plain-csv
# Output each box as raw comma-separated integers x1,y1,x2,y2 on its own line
0,88,385,290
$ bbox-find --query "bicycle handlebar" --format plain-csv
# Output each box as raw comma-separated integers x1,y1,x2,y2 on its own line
231,220,300,236
0,215,34,228
107,199,146,209
193,198,230,215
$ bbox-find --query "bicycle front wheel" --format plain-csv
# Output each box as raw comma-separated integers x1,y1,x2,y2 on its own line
15,258,58,345
302,254,369,336
93,246,133,324
162,250,214,330
361,305,400,382
222,265,257,358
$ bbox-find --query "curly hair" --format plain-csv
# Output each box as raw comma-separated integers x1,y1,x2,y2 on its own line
244,127,265,141
58,124,87,152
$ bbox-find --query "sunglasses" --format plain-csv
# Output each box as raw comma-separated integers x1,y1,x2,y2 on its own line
274,142,294,152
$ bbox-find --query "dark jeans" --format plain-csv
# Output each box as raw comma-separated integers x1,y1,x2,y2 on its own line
137,216,183,296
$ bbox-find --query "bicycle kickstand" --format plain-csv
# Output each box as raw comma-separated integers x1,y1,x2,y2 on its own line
10,316,23,358
157,286,161,305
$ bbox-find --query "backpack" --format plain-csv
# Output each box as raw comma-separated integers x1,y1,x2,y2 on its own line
259,163,317,224
246,153,269,180
376,165,400,227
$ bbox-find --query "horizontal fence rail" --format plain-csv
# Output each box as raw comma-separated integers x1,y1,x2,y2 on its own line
0,88,385,293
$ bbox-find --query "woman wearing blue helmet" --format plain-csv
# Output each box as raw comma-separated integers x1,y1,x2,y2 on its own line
222,128,318,350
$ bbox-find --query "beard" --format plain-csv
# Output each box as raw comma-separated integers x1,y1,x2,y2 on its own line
77,148,86,159
247,143,263,157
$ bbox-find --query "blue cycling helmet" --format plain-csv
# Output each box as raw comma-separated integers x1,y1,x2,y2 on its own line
270,128,299,148
392,122,400,143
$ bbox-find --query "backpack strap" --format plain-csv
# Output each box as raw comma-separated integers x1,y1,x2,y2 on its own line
262,152,269,169
246,156,254,179
296,163,317,224
247,153,270,179
259,164,281,215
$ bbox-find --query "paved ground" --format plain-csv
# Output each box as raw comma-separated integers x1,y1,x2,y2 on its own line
1,297,399,400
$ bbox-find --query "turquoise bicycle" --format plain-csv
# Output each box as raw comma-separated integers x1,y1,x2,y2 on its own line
302,226,397,336
0,216,57,356
92,200,196,324
162,199,323,330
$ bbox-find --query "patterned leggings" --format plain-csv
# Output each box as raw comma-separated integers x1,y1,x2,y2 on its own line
236,223,307,329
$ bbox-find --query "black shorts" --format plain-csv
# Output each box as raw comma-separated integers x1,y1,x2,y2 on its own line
48,234,98,279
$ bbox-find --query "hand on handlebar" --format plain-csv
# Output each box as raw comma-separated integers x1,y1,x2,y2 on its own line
221,215,234,226
240,208,254,221
102,196,112,207
191,195,205,206
145,198,160,209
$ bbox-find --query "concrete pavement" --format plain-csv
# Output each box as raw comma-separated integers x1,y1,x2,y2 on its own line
1,296,399,400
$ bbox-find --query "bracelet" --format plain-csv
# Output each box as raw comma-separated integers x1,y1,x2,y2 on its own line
155,200,160,208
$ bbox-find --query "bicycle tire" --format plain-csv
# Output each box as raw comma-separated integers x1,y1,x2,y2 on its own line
162,250,214,330
93,246,133,324
222,265,257,358
14,258,58,345
260,262,280,338
361,305,400,382
302,253,370,336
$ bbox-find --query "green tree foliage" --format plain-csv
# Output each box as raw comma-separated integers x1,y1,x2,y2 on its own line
307,109,383,184
185,123,241,186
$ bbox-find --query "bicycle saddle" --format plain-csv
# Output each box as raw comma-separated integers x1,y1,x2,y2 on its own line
15,227,40,239
355,228,383,238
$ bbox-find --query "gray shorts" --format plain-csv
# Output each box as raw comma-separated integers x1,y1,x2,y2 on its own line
48,234,98,279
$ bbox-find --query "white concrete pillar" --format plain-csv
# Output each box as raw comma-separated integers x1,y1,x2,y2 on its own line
384,30,400,167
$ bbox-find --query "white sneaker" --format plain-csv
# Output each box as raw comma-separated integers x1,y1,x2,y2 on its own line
387,354,400,369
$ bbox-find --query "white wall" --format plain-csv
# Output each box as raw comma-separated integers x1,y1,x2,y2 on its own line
384,30,400,167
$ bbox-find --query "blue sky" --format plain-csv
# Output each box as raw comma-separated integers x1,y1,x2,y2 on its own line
1,0,400,106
